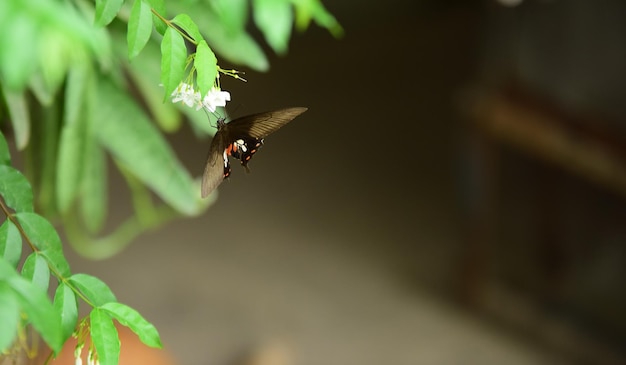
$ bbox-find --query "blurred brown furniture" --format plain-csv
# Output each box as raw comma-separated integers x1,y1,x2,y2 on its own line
459,85,626,363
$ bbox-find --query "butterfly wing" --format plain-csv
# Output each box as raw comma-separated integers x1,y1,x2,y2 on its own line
201,129,229,198
225,107,308,139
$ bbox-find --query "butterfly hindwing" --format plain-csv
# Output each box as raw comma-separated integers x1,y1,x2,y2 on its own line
200,107,308,198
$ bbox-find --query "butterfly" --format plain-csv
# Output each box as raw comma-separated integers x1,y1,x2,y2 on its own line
201,107,308,198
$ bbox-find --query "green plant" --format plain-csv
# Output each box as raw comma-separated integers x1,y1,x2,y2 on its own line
0,0,340,364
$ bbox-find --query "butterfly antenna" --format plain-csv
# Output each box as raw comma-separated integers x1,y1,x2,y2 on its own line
202,108,223,129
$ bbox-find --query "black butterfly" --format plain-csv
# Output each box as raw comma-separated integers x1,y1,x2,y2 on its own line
201,107,308,198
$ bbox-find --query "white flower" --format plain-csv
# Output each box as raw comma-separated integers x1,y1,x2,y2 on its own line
74,343,84,365
201,87,231,113
171,83,200,108
171,83,231,113
87,349,99,365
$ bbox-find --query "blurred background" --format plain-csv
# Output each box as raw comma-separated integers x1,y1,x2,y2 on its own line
61,0,626,364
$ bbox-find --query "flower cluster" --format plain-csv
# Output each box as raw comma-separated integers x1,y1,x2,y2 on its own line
170,82,230,113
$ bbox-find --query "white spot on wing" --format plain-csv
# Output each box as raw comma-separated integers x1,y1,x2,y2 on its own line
222,151,229,167
235,139,247,152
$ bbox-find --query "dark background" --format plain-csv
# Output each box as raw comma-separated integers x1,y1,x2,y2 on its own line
64,1,626,364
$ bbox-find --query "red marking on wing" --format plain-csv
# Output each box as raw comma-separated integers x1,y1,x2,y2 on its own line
225,144,237,156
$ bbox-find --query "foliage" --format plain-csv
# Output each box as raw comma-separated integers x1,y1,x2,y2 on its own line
0,131,161,365
0,0,340,258
0,0,340,364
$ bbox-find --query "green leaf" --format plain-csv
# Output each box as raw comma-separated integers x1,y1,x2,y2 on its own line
1,259,63,353
146,0,167,35
80,140,107,233
14,212,71,277
29,100,61,216
160,26,187,100
0,5,38,91
294,0,343,37
62,63,93,131
0,221,22,268
0,165,34,213
38,30,74,100
28,73,55,107
128,0,153,59
171,14,204,44
202,17,268,71
310,2,343,37
90,308,120,365
194,40,217,97
95,0,124,27
3,90,30,150
101,302,162,348
0,282,19,352
166,2,268,71
21,253,50,292
210,0,248,35
70,273,117,306
125,40,182,132
57,65,93,213
0,132,10,165
93,79,204,216
53,282,78,344
0,255,18,280
253,0,293,54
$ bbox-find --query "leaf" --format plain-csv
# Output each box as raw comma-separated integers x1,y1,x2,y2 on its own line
0,165,34,213
125,40,182,132
171,14,204,44
210,0,248,35
201,16,268,71
1,259,63,353
90,308,120,365
0,282,19,352
70,273,117,307
80,140,107,233
166,2,268,71
0,221,22,268
3,90,30,150
0,7,38,91
53,282,78,344
95,0,124,27
21,253,50,292
57,65,93,213
310,2,343,37
253,0,293,55
101,302,162,348
293,0,343,37
93,79,204,216
160,27,187,100
146,0,167,35
29,100,61,216
128,0,153,59
28,72,55,107
0,131,10,165
38,30,73,100
14,212,71,277
194,40,217,97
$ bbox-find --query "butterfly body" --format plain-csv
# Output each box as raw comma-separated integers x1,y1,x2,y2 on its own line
201,107,307,198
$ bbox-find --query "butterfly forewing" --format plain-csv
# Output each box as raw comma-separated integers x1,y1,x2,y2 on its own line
201,129,228,198
225,107,308,139
200,107,308,198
